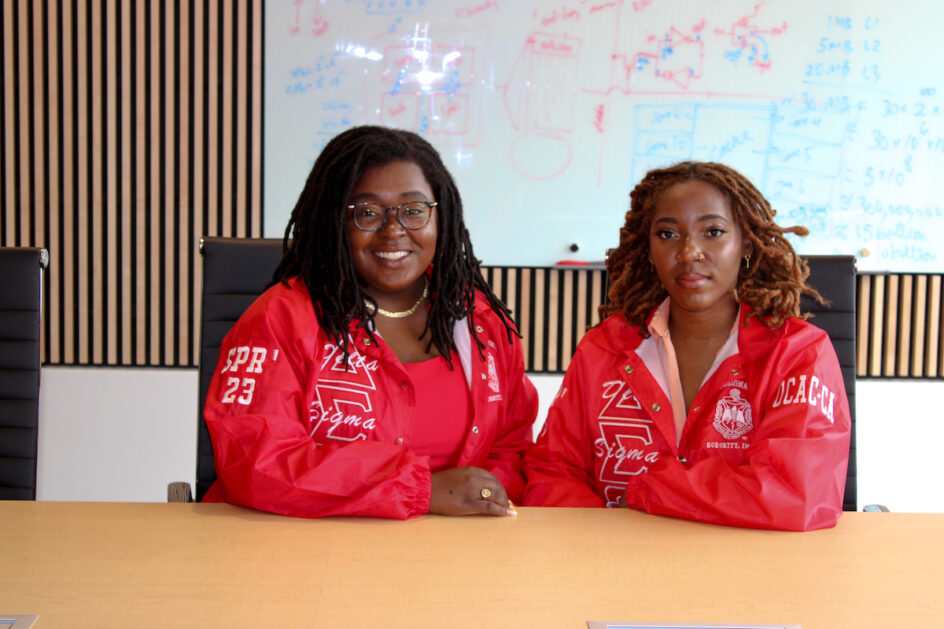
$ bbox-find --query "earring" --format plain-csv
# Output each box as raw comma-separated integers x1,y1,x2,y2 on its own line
744,254,751,269
649,258,654,271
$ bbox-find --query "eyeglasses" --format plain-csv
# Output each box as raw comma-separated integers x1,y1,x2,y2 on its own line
346,201,436,232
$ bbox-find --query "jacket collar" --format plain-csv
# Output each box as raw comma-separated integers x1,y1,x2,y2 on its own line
594,302,783,362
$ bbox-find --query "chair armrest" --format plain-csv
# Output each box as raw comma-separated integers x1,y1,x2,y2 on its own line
167,482,194,503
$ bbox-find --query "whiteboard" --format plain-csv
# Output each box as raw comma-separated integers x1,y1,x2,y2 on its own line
264,0,944,271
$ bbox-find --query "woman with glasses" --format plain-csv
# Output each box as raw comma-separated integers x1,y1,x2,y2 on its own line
523,161,851,531
203,126,537,518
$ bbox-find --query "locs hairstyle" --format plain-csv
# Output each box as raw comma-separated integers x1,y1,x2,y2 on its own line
602,161,823,331
271,125,517,364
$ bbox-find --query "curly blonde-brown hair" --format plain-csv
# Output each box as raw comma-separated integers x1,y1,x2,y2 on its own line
602,161,823,331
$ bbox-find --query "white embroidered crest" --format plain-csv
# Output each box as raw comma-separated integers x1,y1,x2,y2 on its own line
712,388,753,439
486,353,501,393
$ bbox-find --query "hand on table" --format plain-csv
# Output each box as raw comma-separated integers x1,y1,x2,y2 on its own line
429,466,517,517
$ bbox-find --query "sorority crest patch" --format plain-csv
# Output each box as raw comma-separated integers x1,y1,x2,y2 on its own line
486,353,501,394
712,388,753,439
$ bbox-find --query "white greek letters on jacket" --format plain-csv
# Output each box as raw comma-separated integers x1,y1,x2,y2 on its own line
593,380,660,507
309,340,381,443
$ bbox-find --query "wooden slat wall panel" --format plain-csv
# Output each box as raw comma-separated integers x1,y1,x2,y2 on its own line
482,266,606,374
857,273,944,379
911,275,927,376
930,277,942,378
0,0,263,367
868,275,885,376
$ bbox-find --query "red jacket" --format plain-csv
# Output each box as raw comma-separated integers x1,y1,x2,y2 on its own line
524,305,851,531
203,279,538,519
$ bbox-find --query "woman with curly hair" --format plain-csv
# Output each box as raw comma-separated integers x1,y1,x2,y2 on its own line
203,126,537,519
524,161,851,531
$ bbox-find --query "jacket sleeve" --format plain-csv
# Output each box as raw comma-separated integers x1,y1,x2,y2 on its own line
522,346,606,507
203,292,432,519
623,330,852,531
480,326,539,503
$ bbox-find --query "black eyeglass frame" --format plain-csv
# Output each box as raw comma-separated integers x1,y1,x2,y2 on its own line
345,201,437,232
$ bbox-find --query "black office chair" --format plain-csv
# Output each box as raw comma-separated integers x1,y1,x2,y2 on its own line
169,237,284,502
0,247,48,500
800,255,858,512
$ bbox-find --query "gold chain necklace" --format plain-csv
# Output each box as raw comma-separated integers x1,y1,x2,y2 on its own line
366,278,428,319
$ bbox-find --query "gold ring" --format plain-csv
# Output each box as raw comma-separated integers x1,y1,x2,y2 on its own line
480,488,492,499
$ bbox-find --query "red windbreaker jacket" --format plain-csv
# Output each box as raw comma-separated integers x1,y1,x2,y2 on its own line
203,279,537,519
524,305,851,531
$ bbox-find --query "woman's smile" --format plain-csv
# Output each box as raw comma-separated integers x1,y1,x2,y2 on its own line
373,250,410,261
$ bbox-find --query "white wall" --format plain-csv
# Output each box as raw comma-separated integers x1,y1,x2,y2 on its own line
37,368,197,502
37,368,943,512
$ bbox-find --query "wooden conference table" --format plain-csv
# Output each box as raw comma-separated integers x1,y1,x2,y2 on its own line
1,501,941,628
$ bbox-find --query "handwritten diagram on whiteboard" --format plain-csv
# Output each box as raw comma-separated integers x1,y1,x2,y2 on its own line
265,0,944,271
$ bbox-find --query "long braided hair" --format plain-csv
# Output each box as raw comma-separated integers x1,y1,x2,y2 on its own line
272,125,517,366
602,161,823,332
